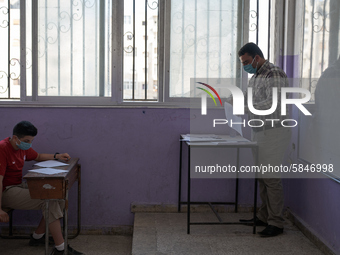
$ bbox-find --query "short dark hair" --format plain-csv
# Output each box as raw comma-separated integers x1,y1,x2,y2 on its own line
13,121,38,138
238,42,264,59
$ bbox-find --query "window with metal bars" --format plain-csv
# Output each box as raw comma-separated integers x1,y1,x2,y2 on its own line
298,0,340,102
0,0,278,105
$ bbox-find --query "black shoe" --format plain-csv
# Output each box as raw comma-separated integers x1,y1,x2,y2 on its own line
258,225,283,237
239,217,268,226
29,234,54,246
50,245,84,255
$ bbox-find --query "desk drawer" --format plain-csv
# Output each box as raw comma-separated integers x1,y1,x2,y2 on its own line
26,179,65,199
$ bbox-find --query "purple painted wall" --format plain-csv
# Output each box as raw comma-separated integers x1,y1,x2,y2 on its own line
1,55,338,252
0,107,255,228
282,55,340,254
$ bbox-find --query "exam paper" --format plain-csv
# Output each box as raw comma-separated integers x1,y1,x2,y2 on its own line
224,102,243,137
181,134,222,142
34,160,69,168
28,168,68,175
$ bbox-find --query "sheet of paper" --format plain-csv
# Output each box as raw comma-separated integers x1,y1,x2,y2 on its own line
224,102,243,137
34,160,69,168
181,134,222,142
28,168,68,175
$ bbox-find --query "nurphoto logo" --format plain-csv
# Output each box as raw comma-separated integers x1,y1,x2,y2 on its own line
197,82,312,128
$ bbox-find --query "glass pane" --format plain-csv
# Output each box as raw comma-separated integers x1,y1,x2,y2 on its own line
301,0,333,101
170,0,241,98
37,0,111,97
123,0,158,101
0,0,21,99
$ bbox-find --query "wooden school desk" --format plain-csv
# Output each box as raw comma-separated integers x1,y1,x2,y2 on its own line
23,157,81,255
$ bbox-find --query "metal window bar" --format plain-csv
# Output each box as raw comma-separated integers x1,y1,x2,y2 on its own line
309,0,315,91
44,0,47,95
20,0,26,101
82,1,85,96
181,0,184,97
132,0,135,100
256,0,259,45
124,0,158,101
321,0,327,73
8,0,10,98
144,0,147,100
70,1,73,96
0,0,21,99
268,0,270,60
206,0,209,79
106,0,111,97
99,0,105,97
58,0,60,95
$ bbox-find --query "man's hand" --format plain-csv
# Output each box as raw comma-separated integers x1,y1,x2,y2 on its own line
0,209,9,223
56,153,71,161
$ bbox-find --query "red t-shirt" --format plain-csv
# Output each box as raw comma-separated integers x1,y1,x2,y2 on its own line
0,137,38,190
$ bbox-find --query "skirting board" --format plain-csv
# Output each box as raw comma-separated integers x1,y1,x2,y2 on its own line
285,208,336,255
0,225,133,236
131,203,256,213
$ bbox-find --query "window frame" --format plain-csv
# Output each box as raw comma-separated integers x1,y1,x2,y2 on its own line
0,0,249,108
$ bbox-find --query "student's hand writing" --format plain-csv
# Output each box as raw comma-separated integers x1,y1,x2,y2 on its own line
0,209,9,223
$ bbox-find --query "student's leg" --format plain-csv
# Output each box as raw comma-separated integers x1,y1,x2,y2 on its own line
35,217,64,245
2,183,65,243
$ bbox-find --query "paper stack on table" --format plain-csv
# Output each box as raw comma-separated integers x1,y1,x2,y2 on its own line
181,134,222,142
28,160,69,175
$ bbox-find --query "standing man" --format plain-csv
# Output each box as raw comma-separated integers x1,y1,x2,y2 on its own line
0,121,84,254
238,43,291,237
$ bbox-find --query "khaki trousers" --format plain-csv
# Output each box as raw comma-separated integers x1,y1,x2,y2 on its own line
252,127,291,228
2,182,64,224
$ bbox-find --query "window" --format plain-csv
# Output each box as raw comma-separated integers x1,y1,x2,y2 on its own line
0,0,272,106
35,1,112,97
123,0,158,101
168,0,243,99
0,0,21,99
298,0,338,101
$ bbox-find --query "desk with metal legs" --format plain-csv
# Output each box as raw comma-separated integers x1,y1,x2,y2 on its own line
178,135,258,234
23,158,81,255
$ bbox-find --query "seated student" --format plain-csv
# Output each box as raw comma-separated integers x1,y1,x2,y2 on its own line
0,121,84,255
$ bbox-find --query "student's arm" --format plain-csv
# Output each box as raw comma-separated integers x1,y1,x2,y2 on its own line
35,153,71,162
0,175,9,223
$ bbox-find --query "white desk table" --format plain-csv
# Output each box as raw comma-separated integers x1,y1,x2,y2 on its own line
178,134,259,234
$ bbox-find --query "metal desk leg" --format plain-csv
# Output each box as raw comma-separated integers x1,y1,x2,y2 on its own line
178,140,183,212
64,189,69,255
45,200,49,255
187,146,191,234
235,148,240,213
253,147,259,234
65,165,81,239
77,166,81,237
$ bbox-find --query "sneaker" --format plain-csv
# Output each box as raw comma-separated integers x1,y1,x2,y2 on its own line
29,234,54,246
50,245,84,255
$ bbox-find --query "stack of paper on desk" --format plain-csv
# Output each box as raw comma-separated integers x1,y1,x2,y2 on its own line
181,134,223,142
34,160,69,168
28,160,69,175
29,168,68,175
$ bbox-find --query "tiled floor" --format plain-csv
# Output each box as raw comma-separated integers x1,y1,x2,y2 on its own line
0,212,326,255
132,212,325,255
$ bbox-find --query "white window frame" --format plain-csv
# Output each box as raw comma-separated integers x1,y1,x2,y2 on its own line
0,0,262,108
